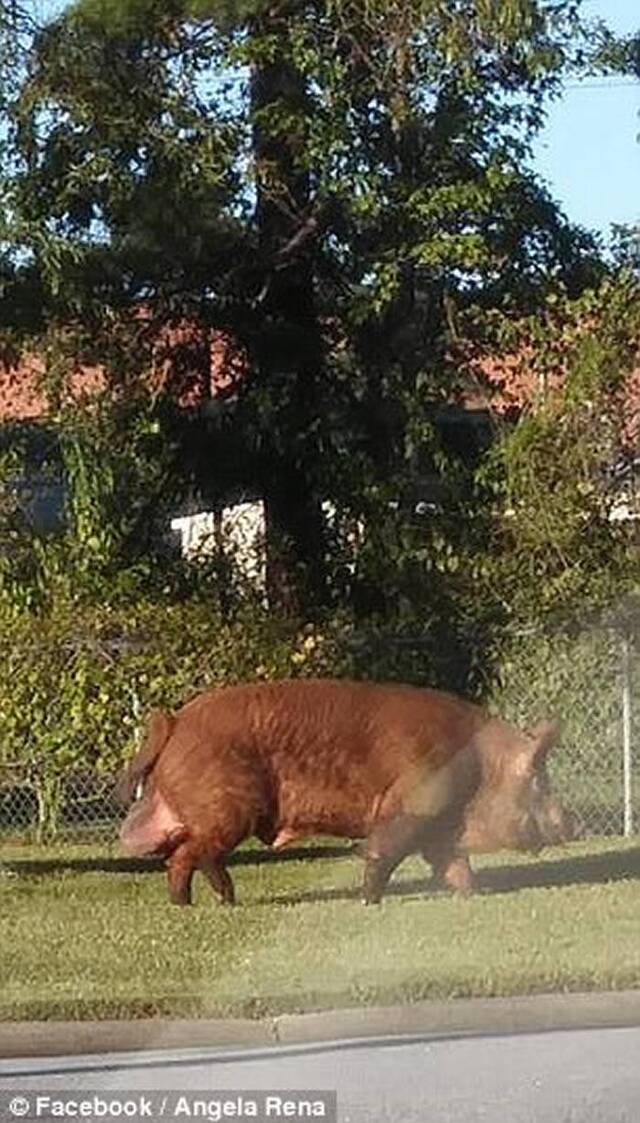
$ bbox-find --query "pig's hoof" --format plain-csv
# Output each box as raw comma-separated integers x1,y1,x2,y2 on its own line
447,877,478,897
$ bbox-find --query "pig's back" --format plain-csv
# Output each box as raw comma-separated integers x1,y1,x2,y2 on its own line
179,677,484,781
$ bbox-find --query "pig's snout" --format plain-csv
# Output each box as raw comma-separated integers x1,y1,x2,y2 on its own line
557,803,582,842
547,798,578,842
535,797,579,848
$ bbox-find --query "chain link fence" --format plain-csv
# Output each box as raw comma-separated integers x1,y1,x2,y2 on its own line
0,770,120,846
0,624,638,847
490,626,638,839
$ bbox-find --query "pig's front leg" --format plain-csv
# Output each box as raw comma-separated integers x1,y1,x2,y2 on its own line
423,843,478,895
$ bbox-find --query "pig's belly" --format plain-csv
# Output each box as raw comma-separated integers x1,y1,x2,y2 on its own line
272,781,374,846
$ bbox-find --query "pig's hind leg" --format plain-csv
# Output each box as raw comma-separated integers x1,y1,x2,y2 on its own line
167,843,236,906
198,853,235,905
166,842,198,905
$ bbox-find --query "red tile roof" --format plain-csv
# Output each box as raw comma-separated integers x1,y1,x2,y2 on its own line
0,327,246,420
3,317,639,451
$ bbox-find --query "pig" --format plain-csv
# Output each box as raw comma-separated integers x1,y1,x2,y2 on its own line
116,677,575,906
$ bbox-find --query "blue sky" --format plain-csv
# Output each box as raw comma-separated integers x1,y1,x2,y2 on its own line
532,0,640,239
28,0,640,240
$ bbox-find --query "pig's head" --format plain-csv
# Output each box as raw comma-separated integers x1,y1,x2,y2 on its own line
460,717,576,854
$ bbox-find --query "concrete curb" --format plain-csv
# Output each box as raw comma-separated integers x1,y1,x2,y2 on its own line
274,989,640,1044
2,990,640,1060
0,1018,273,1061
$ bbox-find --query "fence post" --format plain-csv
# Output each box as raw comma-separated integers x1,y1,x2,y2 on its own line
621,634,634,838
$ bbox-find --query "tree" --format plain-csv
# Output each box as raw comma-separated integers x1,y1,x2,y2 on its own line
0,0,610,614
466,272,640,625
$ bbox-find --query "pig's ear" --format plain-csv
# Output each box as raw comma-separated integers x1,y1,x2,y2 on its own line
527,718,561,761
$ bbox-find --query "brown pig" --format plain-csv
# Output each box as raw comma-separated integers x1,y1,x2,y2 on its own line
116,678,575,905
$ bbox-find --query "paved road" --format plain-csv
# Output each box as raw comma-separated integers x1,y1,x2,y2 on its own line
1,1026,639,1123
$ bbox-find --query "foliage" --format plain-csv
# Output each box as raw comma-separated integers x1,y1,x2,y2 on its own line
612,224,640,275
56,395,180,590
0,0,613,611
468,274,640,626
0,372,187,610
0,442,49,613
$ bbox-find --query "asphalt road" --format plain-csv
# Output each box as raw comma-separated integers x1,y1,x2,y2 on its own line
1,1026,639,1123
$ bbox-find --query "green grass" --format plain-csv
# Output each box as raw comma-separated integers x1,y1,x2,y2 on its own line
1,837,640,1022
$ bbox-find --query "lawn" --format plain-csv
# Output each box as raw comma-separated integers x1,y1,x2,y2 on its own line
1,837,639,1022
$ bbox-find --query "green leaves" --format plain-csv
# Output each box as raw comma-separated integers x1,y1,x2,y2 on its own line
473,273,640,625
5,0,599,322
0,0,631,628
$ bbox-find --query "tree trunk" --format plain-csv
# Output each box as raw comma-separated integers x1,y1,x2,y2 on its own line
250,5,326,616
263,463,326,617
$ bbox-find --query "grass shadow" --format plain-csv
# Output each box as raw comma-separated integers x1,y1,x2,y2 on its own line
0,842,357,878
479,845,640,894
3,844,639,908
252,845,640,907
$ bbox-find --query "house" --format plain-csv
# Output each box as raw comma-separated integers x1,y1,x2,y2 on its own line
2,308,639,587
0,322,248,537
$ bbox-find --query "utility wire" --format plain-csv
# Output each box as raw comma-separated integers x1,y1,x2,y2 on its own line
564,79,639,89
